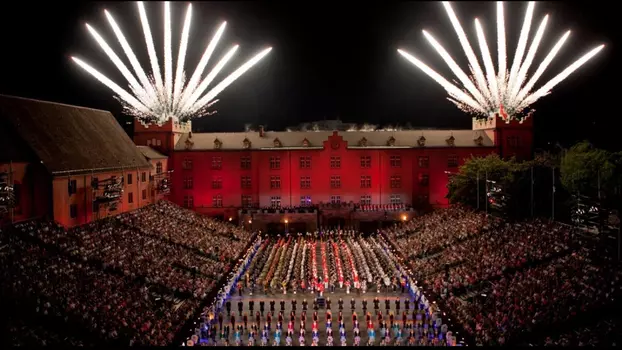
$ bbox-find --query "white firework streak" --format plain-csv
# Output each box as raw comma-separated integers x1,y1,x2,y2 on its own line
73,1,272,124
398,1,604,119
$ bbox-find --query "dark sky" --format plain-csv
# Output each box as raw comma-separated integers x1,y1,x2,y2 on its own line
0,1,618,150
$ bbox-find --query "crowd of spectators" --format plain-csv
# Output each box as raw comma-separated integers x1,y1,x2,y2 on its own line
0,200,256,346
382,206,622,345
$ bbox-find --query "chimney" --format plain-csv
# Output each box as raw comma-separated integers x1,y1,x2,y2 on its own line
259,125,265,137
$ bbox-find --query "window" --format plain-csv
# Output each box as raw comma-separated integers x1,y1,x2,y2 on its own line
330,156,341,169
507,136,521,148
212,177,223,189
69,204,78,218
241,195,253,208
212,194,223,207
300,176,311,189
330,195,341,204
270,176,281,189
418,156,429,168
300,196,312,206
299,156,311,169
360,195,372,205
156,162,163,174
142,189,147,200
390,194,402,205
241,176,252,189
360,175,371,189
419,173,429,186
211,156,222,170
182,158,192,170
330,176,341,189
390,155,402,168
448,155,459,168
183,195,194,208
360,156,371,168
127,173,133,185
184,176,193,189
126,192,133,204
91,177,99,189
141,172,146,182
240,156,251,169
270,196,282,208
390,175,402,189
68,179,77,195
270,156,281,169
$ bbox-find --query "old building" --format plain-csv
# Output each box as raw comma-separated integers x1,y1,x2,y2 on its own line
0,95,167,227
133,114,533,230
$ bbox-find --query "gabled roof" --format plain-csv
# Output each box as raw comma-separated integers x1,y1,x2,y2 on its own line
175,129,493,150
0,95,150,175
136,145,168,160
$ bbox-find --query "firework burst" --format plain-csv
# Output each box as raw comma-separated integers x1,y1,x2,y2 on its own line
72,1,272,124
398,1,604,120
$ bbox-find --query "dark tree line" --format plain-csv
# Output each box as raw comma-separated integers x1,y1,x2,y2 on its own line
447,141,622,227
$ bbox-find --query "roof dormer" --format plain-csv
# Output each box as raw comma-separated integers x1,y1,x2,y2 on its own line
273,137,282,148
446,135,455,147
302,138,310,147
243,137,251,149
387,136,396,147
358,137,368,147
214,138,222,149
417,135,426,147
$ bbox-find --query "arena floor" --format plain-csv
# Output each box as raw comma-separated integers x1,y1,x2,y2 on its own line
211,287,417,345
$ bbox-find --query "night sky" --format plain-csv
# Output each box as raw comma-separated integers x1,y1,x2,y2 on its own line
0,1,618,150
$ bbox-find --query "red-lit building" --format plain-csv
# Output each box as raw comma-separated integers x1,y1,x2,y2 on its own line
133,114,532,229
0,95,170,227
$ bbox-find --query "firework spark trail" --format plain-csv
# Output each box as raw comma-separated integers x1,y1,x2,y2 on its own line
399,1,603,119
442,2,491,100
72,57,150,114
474,19,499,106
497,2,506,86
179,22,227,110
104,10,156,106
506,2,535,102
74,2,272,123
525,45,605,105
164,2,173,103
184,45,239,112
137,1,164,96
515,31,571,104
173,4,192,106
422,30,486,108
397,49,482,111
85,24,148,105
191,47,273,113
510,15,548,102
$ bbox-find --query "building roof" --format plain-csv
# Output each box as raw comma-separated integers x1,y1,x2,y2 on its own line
0,95,151,175
175,129,494,151
136,145,168,160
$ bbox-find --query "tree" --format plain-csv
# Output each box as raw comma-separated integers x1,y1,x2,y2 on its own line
447,154,523,213
560,141,614,198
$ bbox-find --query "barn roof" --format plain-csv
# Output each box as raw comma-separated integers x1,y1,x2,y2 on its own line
175,129,494,151
0,95,151,176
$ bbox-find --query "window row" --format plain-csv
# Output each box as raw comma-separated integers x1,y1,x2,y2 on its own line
182,174,430,190
181,155,460,171
178,193,420,210
70,171,152,196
